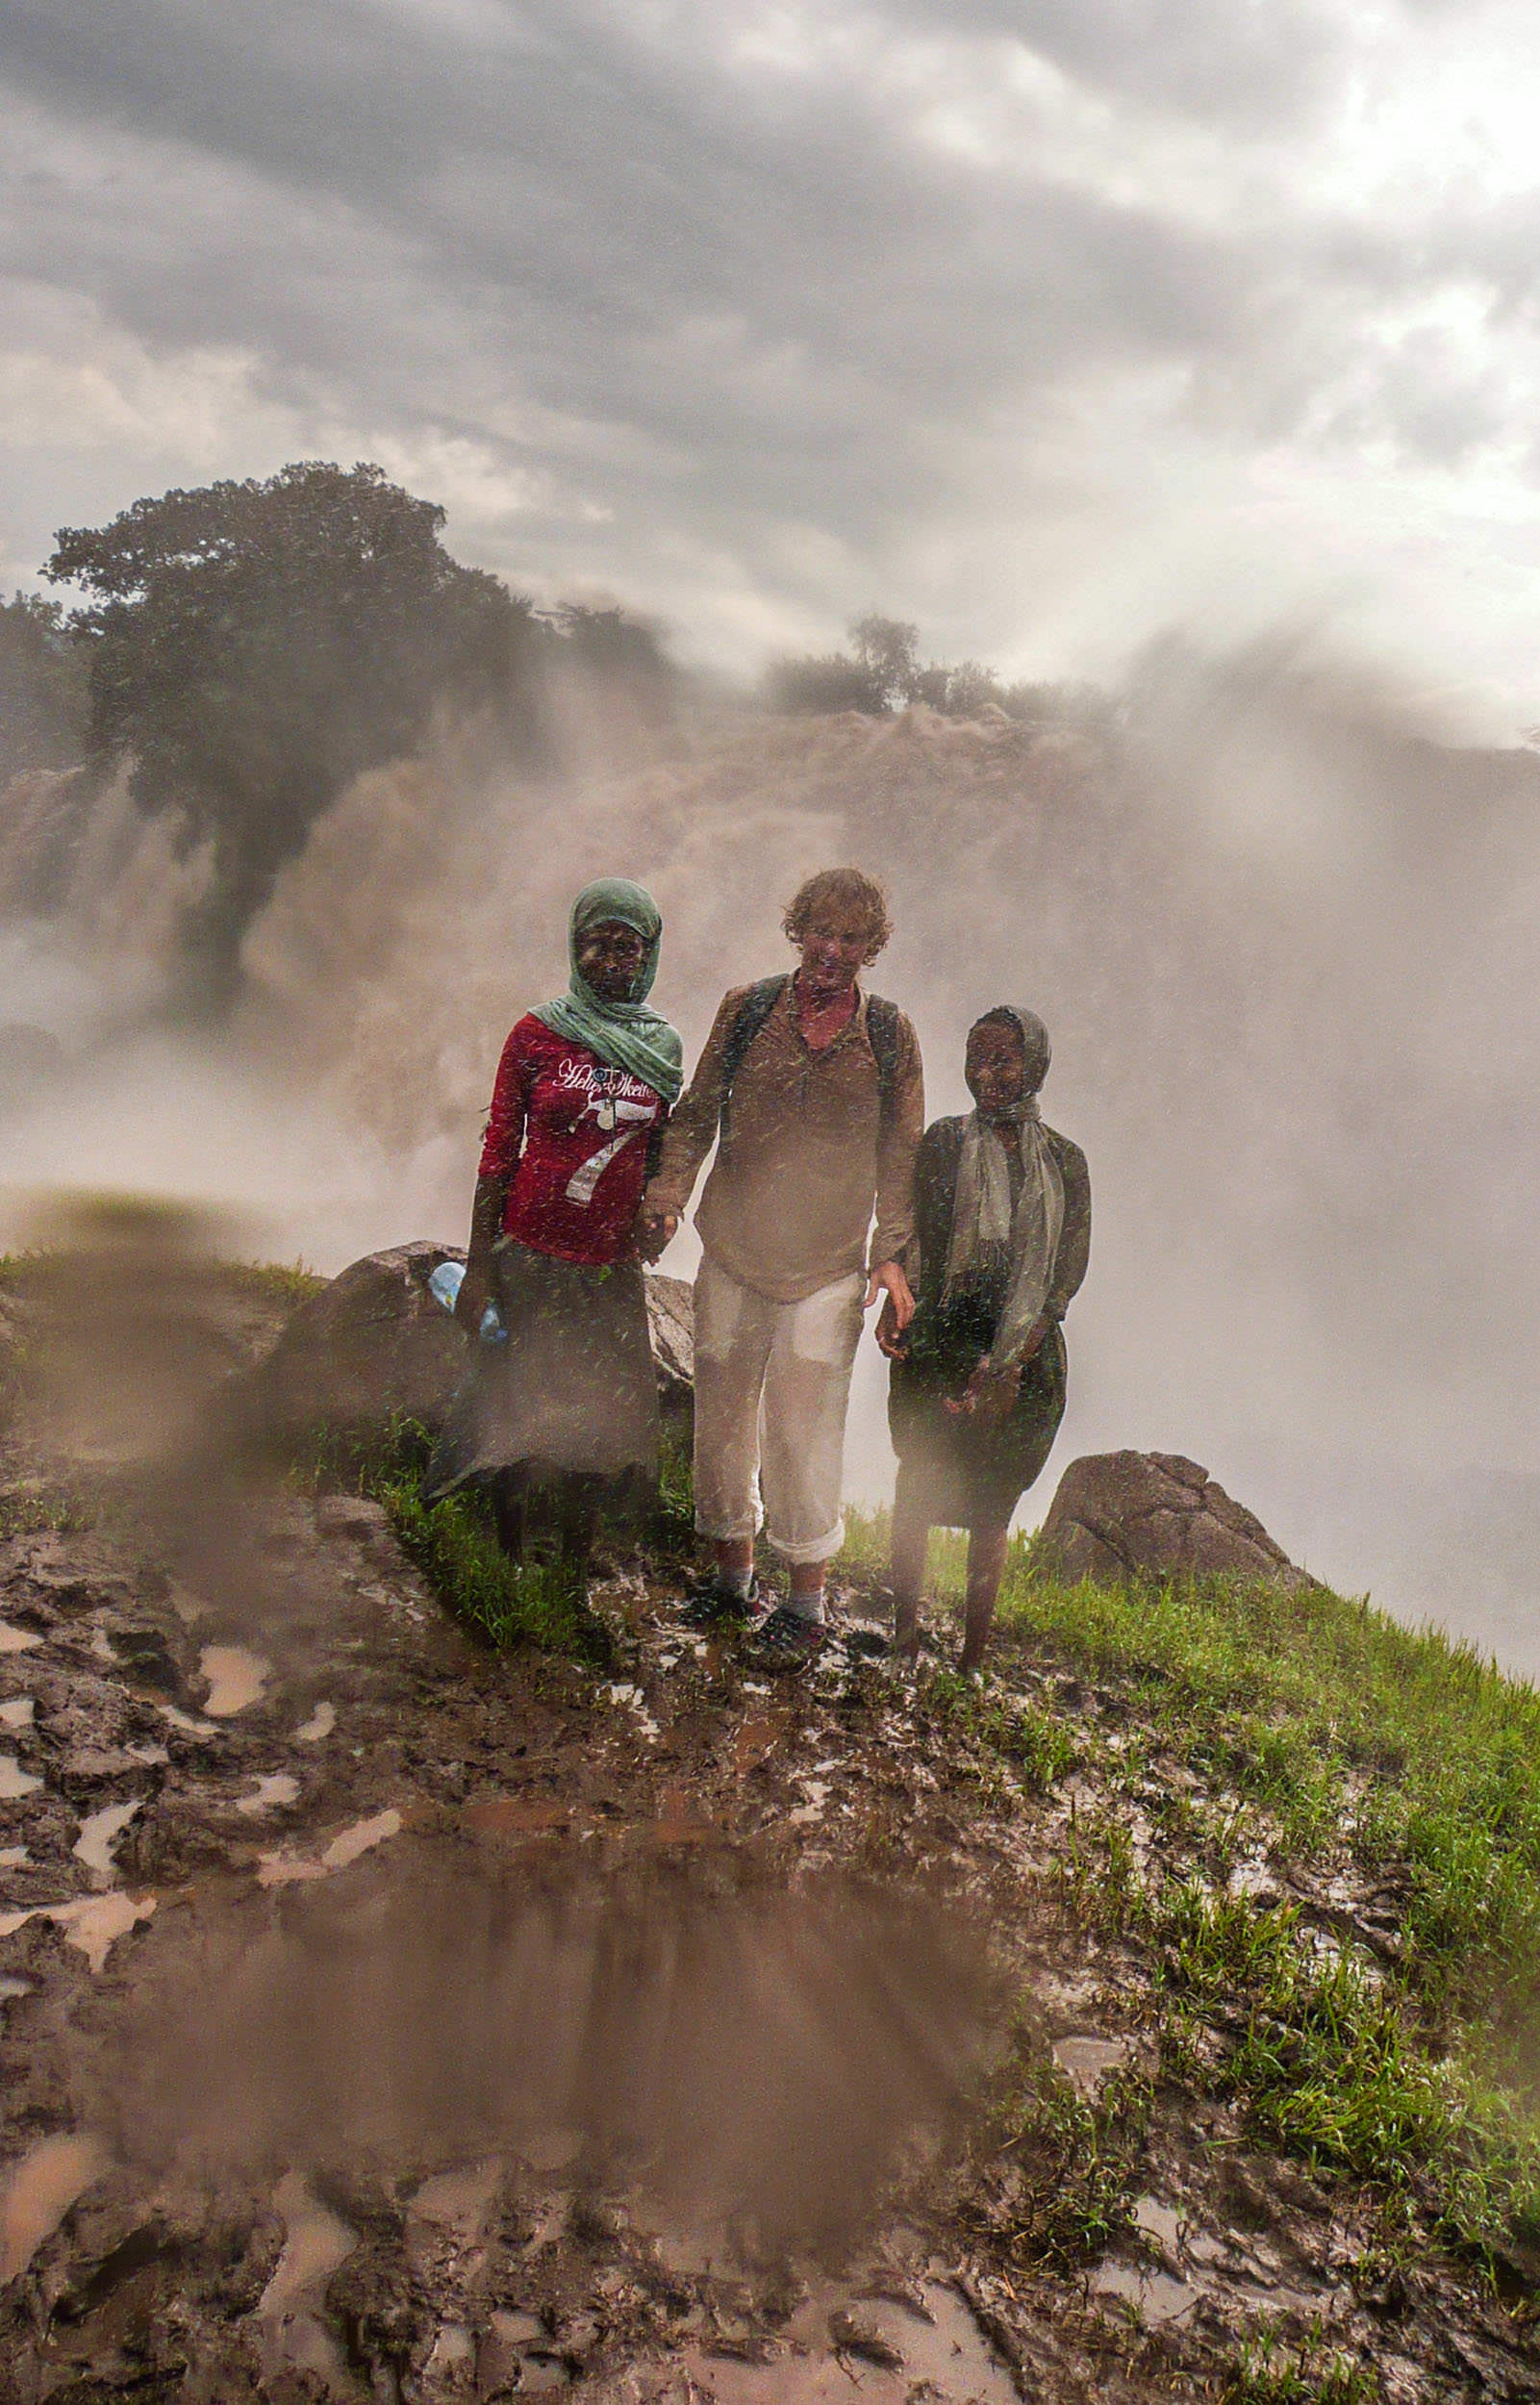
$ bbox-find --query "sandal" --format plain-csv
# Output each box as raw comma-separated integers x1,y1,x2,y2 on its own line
745,1605,828,1674
679,1577,764,1632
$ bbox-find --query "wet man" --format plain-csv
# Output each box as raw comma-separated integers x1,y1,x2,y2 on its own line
640,868,923,1671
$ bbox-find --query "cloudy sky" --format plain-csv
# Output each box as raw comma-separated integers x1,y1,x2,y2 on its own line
6,0,1540,726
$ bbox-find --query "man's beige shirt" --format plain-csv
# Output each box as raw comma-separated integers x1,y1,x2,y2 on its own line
646,979,924,1304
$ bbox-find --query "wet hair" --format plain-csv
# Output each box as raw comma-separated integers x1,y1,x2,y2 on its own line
782,867,893,962
969,1005,1050,1094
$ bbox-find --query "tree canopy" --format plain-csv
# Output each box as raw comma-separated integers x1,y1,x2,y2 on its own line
0,594,88,786
45,461,538,1011
765,612,1115,735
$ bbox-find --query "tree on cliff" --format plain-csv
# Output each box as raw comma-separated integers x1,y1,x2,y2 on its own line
45,461,539,1012
0,594,88,785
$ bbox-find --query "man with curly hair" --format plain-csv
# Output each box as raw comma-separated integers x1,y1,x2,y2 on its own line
641,868,923,1669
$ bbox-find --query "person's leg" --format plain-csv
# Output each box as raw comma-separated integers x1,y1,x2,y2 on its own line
758,1273,866,1621
889,1462,930,1657
489,1467,529,1558
959,1521,1010,1673
690,1256,774,1604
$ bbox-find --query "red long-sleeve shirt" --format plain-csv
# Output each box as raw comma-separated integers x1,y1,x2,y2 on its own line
478,1016,666,1266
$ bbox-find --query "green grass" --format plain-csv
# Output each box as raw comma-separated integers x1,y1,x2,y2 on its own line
376,1467,610,1664
837,1512,1540,2263
1222,2330,1379,2404
290,1412,611,1665
223,1257,327,1309
981,2049,1152,2270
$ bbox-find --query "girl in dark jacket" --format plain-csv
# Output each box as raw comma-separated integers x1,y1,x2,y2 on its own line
877,1006,1090,1671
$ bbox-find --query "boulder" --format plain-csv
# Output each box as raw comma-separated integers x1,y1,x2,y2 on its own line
244,1243,695,1441
1034,1451,1309,1587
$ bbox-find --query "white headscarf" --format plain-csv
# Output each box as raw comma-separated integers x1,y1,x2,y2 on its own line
942,1007,1064,1372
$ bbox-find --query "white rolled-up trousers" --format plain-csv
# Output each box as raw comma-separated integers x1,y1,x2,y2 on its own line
692,1255,867,1566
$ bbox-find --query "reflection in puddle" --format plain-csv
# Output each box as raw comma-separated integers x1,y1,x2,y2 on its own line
1051,2035,1129,2095
409,2156,502,2240
73,1798,141,1884
0,1752,43,1800
0,1889,157,1973
682,2278,1019,2403
0,2131,111,2281
258,1807,403,1888
237,1774,300,1817
158,1701,219,1737
1091,2255,1200,2326
198,1645,270,1717
295,1701,336,1743
256,2170,356,2382
0,1622,42,1656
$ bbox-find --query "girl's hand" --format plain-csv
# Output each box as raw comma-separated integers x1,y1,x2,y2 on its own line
454,1262,492,1334
947,1358,1021,1425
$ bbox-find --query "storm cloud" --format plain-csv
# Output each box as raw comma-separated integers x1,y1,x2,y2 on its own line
5,1,1540,710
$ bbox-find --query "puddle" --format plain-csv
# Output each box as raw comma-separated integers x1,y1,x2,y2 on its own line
0,1974,32,2002
0,1753,43,1800
0,1890,157,1973
0,1622,42,1656
683,2279,1019,2403
410,2156,502,2241
1090,2256,1200,2328
1051,2035,1130,2095
0,1697,35,1728
198,1645,270,1717
1133,2194,1183,2262
258,1807,403,1888
0,1844,28,1867
0,2131,112,2281
257,2170,356,2382
72,1798,141,1884
295,1701,336,1743
237,1774,300,1817
157,1701,219,1738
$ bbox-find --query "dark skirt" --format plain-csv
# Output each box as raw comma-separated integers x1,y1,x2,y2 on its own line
888,1282,1067,1530
424,1239,659,1506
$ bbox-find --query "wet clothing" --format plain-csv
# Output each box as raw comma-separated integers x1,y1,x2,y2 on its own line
692,1256,866,1564
889,1114,1090,1529
480,1018,666,1269
646,978,924,1304
530,875,683,1102
426,1238,659,1501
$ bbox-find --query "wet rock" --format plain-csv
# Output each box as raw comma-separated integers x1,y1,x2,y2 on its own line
1035,1451,1310,1586
239,1241,469,1442
238,1245,695,1445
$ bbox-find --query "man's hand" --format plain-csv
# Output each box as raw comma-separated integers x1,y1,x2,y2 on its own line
636,1205,679,1265
874,1295,910,1359
866,1259,915,1331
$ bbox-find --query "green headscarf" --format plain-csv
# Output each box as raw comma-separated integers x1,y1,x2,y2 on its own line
531,877,684,1104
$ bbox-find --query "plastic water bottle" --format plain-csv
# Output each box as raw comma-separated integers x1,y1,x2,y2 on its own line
428,1257,507,1344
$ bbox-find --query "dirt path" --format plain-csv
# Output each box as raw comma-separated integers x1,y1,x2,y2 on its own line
1,1304,1537,2398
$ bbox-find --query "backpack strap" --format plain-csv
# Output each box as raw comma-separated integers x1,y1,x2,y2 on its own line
719,975,789,1139
720,975,902,1139
866,995,900,1135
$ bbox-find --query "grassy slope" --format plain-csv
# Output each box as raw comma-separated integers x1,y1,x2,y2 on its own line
847,1510,1540,2281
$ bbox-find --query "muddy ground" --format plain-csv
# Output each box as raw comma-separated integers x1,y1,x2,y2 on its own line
1,1267,1537,2403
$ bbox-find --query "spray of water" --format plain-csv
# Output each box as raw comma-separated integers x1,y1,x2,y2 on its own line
0,646,1535,1656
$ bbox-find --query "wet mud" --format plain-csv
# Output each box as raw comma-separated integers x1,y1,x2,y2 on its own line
2,1266,1539,2402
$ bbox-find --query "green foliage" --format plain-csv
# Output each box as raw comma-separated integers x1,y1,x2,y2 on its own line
764,609,1117,729
1223,2329,1378,2405
45,461,540,1009
986,2053,1152,2269
0,591,87,784
377,1469,609,1664
224,1258,328,1310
